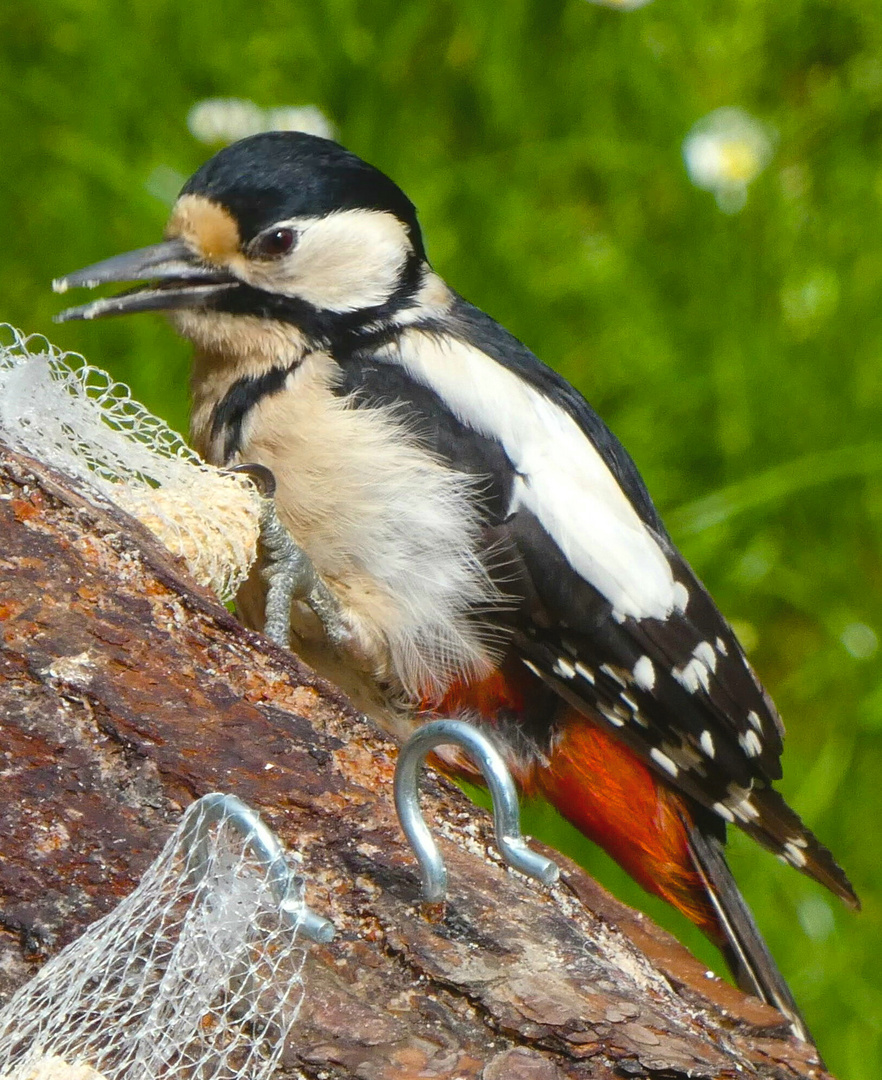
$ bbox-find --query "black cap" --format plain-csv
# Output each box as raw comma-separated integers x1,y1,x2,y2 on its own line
180,131,425,259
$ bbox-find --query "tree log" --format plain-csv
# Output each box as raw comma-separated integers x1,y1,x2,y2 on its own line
0,442,832,1080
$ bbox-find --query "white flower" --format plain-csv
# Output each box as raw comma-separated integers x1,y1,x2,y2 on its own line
841,622,878,660
264,105,336,141
683,108,775,213
187,98,266,144
187,99,336,146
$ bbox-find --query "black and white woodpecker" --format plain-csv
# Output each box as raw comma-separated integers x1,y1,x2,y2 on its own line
55,131,858,1044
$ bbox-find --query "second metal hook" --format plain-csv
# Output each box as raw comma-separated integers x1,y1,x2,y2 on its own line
179,792,335,944
394,719,560,902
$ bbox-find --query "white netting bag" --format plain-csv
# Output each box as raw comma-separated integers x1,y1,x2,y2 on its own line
0,794,329,1080
0,325,262,602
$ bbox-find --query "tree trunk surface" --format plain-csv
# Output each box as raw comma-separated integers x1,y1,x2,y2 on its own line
0,442,832,1080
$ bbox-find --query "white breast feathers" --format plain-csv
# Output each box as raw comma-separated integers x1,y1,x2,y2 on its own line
230,350,504,701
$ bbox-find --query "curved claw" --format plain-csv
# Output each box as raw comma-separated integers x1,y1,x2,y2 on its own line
228,461,277,499
179,792,335,943
394,719,560,901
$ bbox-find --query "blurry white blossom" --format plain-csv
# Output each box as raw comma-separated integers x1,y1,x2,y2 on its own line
586,0,653,9
840,622,878,660
187,98,336,146
188,98,266,143
265,105,336,140
683,108,775,213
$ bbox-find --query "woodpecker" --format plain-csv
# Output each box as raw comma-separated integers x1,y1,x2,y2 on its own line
55,131,858,1043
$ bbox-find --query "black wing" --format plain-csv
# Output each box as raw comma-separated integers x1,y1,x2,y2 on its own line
339,307,856,905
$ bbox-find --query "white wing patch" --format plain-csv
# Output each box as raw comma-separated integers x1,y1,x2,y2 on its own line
693,640,717,672
650,747,679,777
673,656,712,694
389,331,678,622
633,655,656,690
739,729,763,758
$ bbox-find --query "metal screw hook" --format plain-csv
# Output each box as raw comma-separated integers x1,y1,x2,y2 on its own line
394,719,560,902
179,792,335,943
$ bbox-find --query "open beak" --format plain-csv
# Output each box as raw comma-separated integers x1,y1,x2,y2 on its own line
53,238,238,322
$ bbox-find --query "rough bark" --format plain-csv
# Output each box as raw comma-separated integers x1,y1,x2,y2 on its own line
0,441,832,1080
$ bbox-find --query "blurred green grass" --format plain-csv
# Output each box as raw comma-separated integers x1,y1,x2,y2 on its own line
2,0,881,1072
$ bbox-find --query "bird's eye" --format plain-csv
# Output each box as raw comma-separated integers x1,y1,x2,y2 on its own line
251,227,297,259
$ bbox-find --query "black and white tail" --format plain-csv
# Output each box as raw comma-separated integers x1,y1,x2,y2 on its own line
686,821,813,1044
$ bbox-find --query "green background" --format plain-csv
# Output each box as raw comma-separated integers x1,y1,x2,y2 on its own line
1,0,880,1073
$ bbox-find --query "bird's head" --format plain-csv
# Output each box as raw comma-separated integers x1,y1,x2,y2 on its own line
54,132,428,350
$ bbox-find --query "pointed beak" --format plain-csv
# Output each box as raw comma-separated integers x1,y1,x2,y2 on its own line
53,238,238,322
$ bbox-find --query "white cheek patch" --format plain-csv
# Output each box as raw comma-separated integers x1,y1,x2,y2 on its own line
243,209,411,312
390,332,678,622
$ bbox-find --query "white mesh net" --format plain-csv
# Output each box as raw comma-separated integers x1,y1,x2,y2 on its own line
0,794,317,1080
0,325,262,603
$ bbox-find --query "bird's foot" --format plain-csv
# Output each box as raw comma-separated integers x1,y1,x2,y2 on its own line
231,463,349,650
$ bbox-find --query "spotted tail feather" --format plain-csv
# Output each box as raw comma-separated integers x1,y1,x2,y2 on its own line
741,786,860,910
